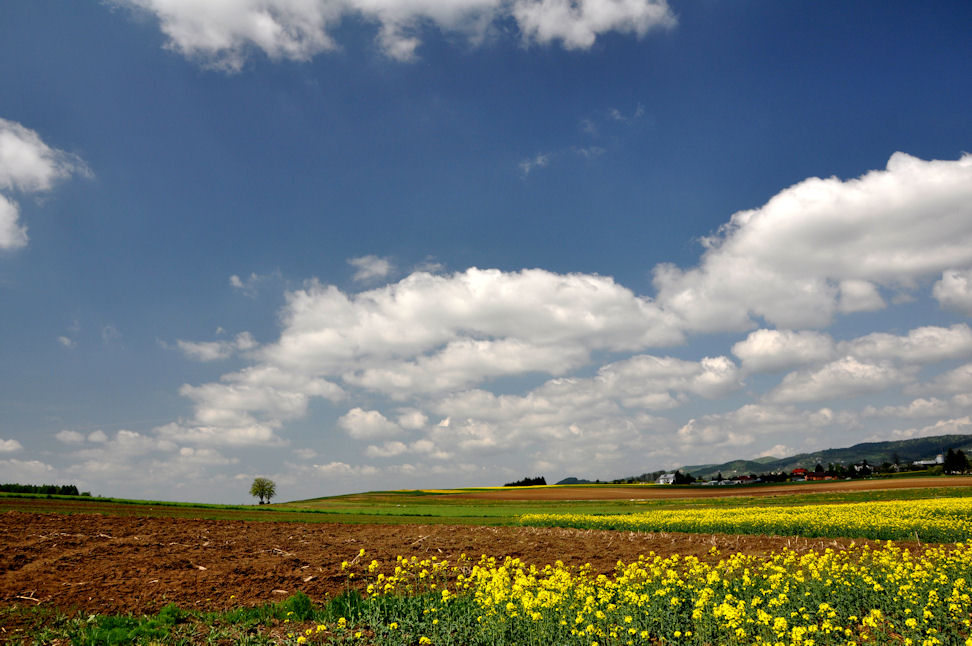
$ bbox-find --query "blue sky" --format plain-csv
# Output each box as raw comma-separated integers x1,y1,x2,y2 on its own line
1,1,970,503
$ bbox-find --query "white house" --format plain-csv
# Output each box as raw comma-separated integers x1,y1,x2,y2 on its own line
657,473,676,485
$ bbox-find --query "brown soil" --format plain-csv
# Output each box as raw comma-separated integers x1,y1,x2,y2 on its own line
450,476,972,500
1,510,904,617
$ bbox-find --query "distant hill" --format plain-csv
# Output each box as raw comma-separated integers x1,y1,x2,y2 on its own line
555,477,597,485
678,434,972,479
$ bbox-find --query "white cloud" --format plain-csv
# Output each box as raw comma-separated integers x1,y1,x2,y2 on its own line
338,407,402,439
88,430,108,443
74,429,176,459
396,408,428,430
512,0,675,50
675,404,852,454
0,458,54,479
0,438,23,453
0,194,27,250
653,153,972,331
838,279,886,313
840,324,972,365
348,255,394,283
933,268,972,315
519,153,550,175
264,268,681,375
167,365,344,445
57,335,77,349
768,357,913,404
364,441,408,458
169,267,680,447
863,397,957,419
55,430,85,445
313,461,378,477
177,332,257,361
0,118,89,251
111,0,675,68
0,118,89,192
229,270,282,297
731,329,835,374
913,362,972,396
884,416,972,441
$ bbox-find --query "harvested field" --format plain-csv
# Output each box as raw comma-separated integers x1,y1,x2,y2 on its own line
0,509,899,616
449,475,972,500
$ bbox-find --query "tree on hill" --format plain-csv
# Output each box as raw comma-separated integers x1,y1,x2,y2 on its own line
250,477,276,504
504,476,546,487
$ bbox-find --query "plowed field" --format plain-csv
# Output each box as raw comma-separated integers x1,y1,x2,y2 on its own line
1,509,892,616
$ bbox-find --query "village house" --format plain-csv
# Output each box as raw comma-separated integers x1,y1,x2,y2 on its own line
790,467,809,481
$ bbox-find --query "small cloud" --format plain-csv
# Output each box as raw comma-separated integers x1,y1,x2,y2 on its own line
293,448,317,459
519,153,550,176
57,335,76,349
88,430,108,443
176,331,258,362
608,104,645,124
413,256,445,274
229,270,282,297
574,146,606,159
348,255,394,283
101,325,120,344
55,430,85,444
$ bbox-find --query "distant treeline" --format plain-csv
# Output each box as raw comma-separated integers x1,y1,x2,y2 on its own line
504,476,547,487
0,483,90,496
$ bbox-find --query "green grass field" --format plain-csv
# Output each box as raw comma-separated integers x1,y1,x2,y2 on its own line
5,479,972,525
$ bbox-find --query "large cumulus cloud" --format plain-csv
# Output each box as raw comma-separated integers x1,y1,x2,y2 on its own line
653,152,972,331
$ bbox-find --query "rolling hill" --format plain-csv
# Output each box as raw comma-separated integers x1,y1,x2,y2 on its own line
676,434,972,479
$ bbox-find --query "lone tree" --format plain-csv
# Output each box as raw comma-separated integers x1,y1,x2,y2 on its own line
250,477,276,504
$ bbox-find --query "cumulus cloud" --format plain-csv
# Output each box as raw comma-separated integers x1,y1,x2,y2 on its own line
338,408,402,439
731,329,835,374
110,0,675,68
313,461,378,477
768,357,913,404
933,268,972,315
0,194,28,251
348,255,394,283
0,118,90,250
653,153,972,330
265,268,681,376
0,118,89,192
159,267,682,449
414,353,739,469
838,279,886,313
862,397,958,419
55,430,85,445
884,416,972,441
675,404,851,454
912,362,972,396
0,438,23,453
0,458,54,479
840,324,972,365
